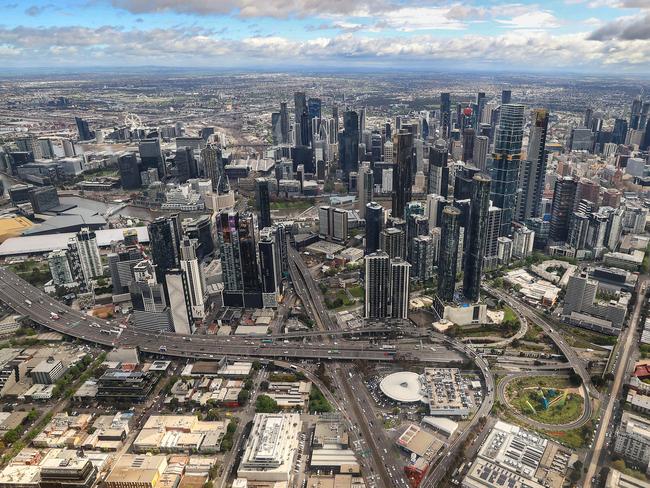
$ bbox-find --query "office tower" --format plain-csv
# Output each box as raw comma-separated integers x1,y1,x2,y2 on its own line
75,116,94,141
175,147,197,183
437,206,461,302
75,228,102,281
332,105,339,141
473,135,489,171
426,194,446,229
497,237,513,264
549,176,578,243
365,202,383,255
462,128,475,163
380,227,406,260
66,239,86,290
392,130,414,219
182,215,214,260
318,206,330,237
148,217,180,282
331,208,348,242
202,144,228,194
602,188,622,208
454,165,481,201
485,205,503,259
165,270,193,334
139,139,165,179
612,118,628,145
308,97,322,121
259,229,281,307
279,102,290,144
569,127,595,152
641,101,650,131
117,153,142,190
255,178,272,230
427,140,449,197
643,121,650,151
463,174,491,302
584,108,594,129
217,211,260,300
38,138,55,159
339,111,359,177
179,238,206,319
440,93,451,139
515,109,549,221
62,138,76,157
575,178,600,209
28,186,59,213
48,250,74,286
292,92,311,147
364,252,389,319
130,260,173,332
390,259,411,319
411,235,433,281
631,97,643,130
501,90,512,105
512,227,535,259
490,104,524,235
358,164,373,218
271,112,282,145
107,245,144,295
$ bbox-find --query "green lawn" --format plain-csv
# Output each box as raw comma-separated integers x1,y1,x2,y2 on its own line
270,200,313,210
348,286,364,298
503,306,518,324
506,377,583,425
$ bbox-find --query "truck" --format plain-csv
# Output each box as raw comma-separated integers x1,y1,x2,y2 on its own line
49,312,60,320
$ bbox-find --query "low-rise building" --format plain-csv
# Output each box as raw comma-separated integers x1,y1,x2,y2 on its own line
103,454,168,488
614,412,650,473
237,413,302,483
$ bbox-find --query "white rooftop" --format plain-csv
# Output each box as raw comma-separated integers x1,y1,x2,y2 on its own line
379,371,425,403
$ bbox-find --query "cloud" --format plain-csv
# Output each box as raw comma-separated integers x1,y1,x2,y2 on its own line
111,0,383,18
0,23,648,72
588,13,650,40
24,4,52,16
496,10,562,29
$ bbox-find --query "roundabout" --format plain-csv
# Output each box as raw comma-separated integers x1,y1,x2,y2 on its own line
497,372,592,431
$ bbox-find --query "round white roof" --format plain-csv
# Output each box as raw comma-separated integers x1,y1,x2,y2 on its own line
379,372,425,403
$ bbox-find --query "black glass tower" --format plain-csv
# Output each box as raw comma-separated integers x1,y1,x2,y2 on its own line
391,130,414,219
256,178,272,230
437,206,461,302
463,174,491,302
365,202,383,255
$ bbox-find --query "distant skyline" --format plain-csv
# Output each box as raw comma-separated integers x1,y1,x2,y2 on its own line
1,0,649,73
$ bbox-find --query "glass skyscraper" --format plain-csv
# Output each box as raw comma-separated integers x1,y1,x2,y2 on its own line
490,103,524,236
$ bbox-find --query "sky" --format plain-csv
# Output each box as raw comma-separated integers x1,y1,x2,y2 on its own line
1,0,649,73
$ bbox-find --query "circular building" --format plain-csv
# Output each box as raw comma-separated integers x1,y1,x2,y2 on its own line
379,372,425,403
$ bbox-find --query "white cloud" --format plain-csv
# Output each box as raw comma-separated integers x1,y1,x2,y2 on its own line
0,24,649,72
496,10,562,29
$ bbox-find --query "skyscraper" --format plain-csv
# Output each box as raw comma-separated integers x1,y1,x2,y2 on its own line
75,228,103,281
440,93,451,139
75,116,94,141
259,229,281,307
390,259,411,319
357,164,373,219
516,108,549,221
148,216,181,282
463,174,491,302
180,237,206,319
201,144,227,194
339,111,359,177
437,206,461,302
472,135,489,172
501,90,512,106
365,202,383,255
255,178,272,230
549,176,578,243
392,130,414,219
108,244,144,295
130,260,173,333
380,227,406,260
631,97,643,130
427,140,449,197
48,250,74,286
280,102,290,144
175,147,197,183
117,153,142,190
139,138,165,179
612,118,629,145
462,128,475,163
364,252,389,319
490,104,524,235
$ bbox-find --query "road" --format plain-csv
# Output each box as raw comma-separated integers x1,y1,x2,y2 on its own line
486,286,597,400
0,267,461,363
496,372,592,430
583,277,648,487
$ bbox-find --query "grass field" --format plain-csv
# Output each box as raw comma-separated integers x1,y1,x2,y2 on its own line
348,286,364,298
270,200,313,210
506,376,583,425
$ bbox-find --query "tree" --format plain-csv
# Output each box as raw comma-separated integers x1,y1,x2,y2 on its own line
255,395,280,413
238,389,250,405
260,380,269,391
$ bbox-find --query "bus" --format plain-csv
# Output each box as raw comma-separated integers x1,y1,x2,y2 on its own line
261,339,274,344
380,345,396,351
